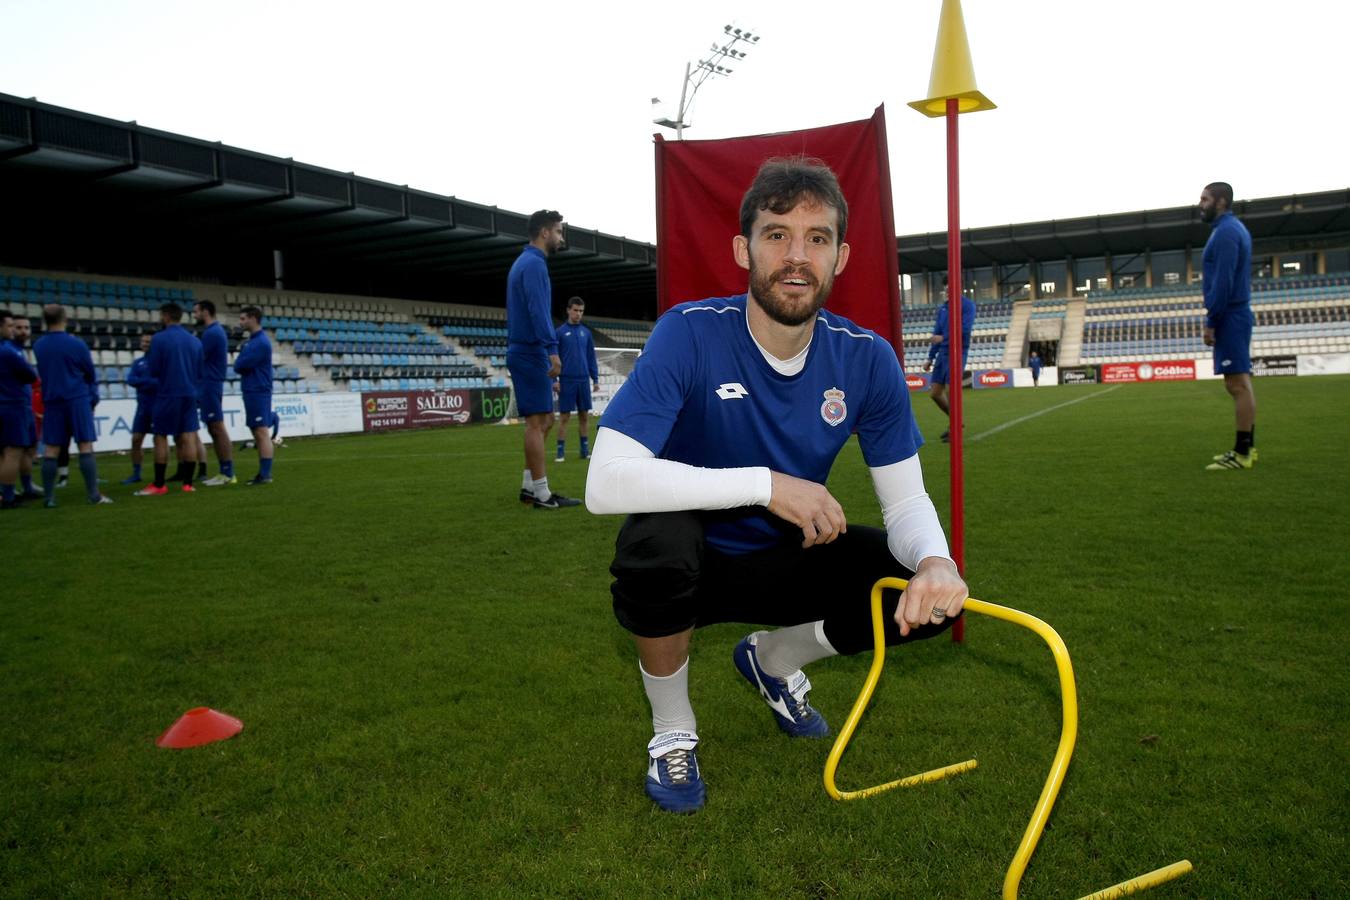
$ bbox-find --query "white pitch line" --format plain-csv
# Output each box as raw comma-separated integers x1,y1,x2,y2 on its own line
970,384,1124,442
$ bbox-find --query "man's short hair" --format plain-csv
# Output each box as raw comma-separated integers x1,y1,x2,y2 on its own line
567,296,585,309
528,209,564,239
739,156,849,245
194,299,216,317
1205,182,1234,209
241,305,264,324
0,309,11,324
43,304,67,327
161,303,184,322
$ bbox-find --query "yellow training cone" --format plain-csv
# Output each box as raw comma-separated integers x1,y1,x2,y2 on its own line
908,0,996,117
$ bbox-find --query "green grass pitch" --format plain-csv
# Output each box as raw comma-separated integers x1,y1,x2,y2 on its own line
4,376,1348,897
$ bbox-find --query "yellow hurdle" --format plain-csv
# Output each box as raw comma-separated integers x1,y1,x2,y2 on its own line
823,576,1193,899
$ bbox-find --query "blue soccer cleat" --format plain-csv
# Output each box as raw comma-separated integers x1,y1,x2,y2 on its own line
644,730,705,814
733,632,829,738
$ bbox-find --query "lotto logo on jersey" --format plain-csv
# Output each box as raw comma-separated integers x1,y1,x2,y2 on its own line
820,387,847,427
715,382,750,400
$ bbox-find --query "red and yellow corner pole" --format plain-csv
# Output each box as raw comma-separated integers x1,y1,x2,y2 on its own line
945,97,966,640
909,0,996,642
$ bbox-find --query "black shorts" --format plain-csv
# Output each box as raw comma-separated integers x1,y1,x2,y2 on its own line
609,511,959,655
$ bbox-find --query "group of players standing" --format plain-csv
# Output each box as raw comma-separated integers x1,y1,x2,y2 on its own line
0,299,276,510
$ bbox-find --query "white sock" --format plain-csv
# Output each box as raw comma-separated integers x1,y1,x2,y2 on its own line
754,621,838,679
532,476,550,500
640,658,697,734
522,469,532,490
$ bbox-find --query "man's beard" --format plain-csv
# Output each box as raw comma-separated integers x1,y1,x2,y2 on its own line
1199,206,1215,223
749,262,835,327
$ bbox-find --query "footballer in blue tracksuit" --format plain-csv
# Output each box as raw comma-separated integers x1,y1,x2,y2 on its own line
138,303,204,493
553,297,600,461
506,209,578,508
924,293,976,440
0,309,39,508
1199,182,1258,470
33,305,110,505
194,300,236,484
584,158,968,814
122,331,158,484
234,305,275,484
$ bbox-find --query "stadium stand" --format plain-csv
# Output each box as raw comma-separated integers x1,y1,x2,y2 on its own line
1080,275,1350,363
586,318,653,349
0,273,318,396
900,299,1014,372
417,305,510,373
1029,298,1069,320
412,304,648,397
4,93,1345,387
1,268,664,400
221,293,506,392
8,264,1345,401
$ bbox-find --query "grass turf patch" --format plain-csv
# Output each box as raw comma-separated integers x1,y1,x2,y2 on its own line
4,375,1348,897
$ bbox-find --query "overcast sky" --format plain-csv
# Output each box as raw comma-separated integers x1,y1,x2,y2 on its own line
3,0,1346,245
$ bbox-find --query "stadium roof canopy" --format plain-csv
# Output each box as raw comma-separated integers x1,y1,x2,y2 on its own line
4,94,1347,318
0,92,657,318
898,187,1350,274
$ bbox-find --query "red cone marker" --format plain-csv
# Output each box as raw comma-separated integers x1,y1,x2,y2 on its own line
156,707,243,748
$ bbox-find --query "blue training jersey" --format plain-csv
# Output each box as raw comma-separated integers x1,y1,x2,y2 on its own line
126,356,158,403
928,298,977,362
1201,211,1252,329
0,340,38,405
199,321,229,384
147,324,203,399
555,321,598,381
233,330,273,394
506,246,558,355
34,332,97,404
601,294,922,555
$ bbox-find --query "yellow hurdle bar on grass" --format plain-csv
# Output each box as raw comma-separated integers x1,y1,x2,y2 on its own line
823,576,1192,900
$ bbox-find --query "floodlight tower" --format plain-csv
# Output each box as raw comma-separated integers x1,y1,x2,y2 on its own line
653,25,760,139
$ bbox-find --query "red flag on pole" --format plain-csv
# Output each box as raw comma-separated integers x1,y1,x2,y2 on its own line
654,106,902,349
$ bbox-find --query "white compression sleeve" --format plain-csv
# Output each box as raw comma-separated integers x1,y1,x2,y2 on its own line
870,454,953,571
584,426,773,515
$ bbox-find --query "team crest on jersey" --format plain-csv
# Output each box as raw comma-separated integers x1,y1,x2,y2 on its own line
820,388,847,427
